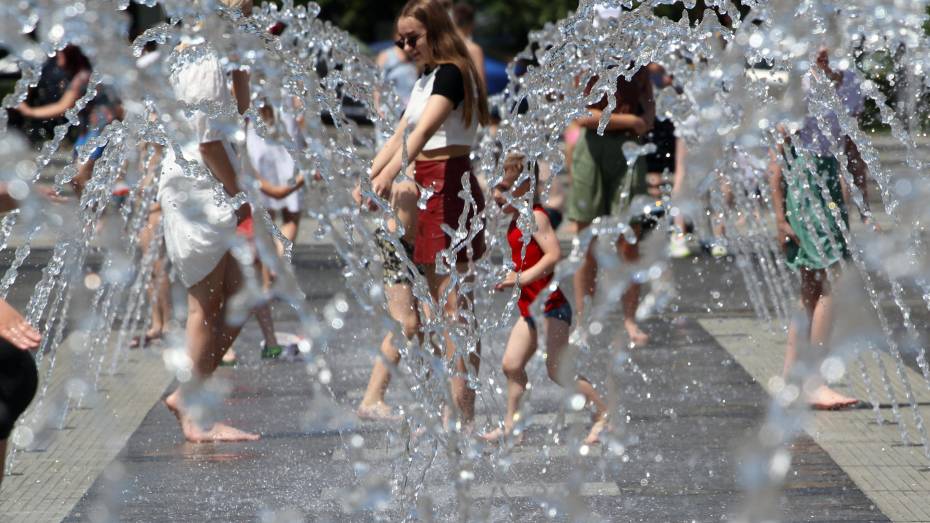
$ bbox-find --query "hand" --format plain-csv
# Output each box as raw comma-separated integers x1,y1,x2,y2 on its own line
293,173,305,188
776,219,798,249
371,174,393,201
495,271,518,291
0,299,41,351
351,183,363,206
631,116,648,136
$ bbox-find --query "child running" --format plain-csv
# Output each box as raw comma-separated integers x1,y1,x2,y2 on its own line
484,153,608,445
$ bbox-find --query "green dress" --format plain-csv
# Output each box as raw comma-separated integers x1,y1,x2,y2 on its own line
783,152,849,271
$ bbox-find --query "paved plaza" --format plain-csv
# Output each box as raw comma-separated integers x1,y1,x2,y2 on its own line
0,246,913,522
1,136,928,521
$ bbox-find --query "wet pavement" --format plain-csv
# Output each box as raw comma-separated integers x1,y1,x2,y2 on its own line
50,247,888,522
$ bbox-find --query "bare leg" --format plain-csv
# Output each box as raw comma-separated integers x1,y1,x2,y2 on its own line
619,232,649,347
543,317,608,443
209,253,247,369
70,158,95,196
483,318,536,442
804,268,857,409
572,221,596,321
165,254,258,442
153,251,171,335
358,282,419,420
425,263,481,428
132,210,167,347
253,262,278,351
783,270,818,378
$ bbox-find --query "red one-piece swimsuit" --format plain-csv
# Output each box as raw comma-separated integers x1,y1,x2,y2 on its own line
507,205,568,318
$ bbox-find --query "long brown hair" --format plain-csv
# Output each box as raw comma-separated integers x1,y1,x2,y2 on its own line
399,0,489,127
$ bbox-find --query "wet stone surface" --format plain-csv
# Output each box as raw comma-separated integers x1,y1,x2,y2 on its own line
58,249,887,522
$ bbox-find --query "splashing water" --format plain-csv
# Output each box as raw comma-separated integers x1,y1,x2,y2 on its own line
2,0,930,520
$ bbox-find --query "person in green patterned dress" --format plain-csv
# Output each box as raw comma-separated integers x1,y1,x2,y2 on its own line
768,47,873,410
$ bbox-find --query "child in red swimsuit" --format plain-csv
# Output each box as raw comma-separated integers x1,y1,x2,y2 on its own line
482,154,608,445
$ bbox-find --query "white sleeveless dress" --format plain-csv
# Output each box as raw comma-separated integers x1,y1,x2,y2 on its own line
158,42,238,288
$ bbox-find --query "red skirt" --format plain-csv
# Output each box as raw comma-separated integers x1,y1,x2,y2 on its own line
413,156,486,265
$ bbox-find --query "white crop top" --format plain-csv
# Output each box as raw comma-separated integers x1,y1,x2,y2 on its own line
403,63,478,151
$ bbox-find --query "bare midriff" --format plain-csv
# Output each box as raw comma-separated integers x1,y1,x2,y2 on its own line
417,144,471,161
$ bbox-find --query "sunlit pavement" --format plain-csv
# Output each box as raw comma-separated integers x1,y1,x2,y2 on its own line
36,249,885,522
5,134,924,520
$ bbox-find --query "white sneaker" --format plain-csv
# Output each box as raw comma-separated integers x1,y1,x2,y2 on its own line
711,244,728,258
669,234,691,258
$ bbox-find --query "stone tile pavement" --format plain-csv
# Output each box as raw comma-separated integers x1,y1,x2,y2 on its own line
0,332,174,522
702,318,930,523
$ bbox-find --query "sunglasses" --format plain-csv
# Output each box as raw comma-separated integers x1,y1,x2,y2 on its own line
395,33,422,50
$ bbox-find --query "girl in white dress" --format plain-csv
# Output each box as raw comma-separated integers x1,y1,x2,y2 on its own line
161,0,260,443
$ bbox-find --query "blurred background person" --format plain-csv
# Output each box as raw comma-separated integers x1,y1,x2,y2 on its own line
14,45,123,196
451,2,486,88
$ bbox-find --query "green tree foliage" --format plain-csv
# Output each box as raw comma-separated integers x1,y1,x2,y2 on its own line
284,0,576,56
280,0,750,57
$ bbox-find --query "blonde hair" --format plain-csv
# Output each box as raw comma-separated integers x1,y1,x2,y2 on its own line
503,152,541,204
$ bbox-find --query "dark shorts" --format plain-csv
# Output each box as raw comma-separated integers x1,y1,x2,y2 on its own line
524,301,572,331
0,341,38,440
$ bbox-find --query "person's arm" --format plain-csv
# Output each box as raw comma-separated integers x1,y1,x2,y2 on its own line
16,73,87,120
671,138,686,199
843,136,872,223
575,109,648,135
231,69,250,115
512,209,561,285
371,96,453,198
0,186,18,214
259,174,304,199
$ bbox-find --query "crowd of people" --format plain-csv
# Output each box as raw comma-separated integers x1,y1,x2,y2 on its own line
0,0,876,479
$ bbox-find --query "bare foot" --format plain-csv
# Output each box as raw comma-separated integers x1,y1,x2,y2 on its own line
357,402,401,422
130,329,163,349
165,392,259,442
584,416,609,445
164,392,182,421
625,320,649,348
182,420,261,442
808,385,859,410
480,426,523,445
480,427,505,442
221,349,238,365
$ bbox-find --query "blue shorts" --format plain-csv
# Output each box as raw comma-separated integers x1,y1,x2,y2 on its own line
74,132,106,161
523,301,572,331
